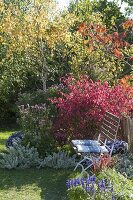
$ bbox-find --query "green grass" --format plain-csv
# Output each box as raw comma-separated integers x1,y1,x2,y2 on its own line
0,168,71,200
0,130,15,151
0,128,72,200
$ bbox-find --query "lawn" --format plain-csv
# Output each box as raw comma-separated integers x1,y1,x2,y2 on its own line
0,129,71,200
0,168,71,200
0,129,17,152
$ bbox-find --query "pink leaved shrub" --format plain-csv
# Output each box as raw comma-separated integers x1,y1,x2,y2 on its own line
51,76,133,144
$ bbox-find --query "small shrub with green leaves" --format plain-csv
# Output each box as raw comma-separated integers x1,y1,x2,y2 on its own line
18,104,55,156
67,168,133,200
17,86,63,120
97,168,133,199
17,87,59,107
39,151,77,169
115,152,133,179
0,140,40,169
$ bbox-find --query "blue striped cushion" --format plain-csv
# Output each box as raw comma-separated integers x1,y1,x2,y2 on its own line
72,140,100,146
76,145,109,153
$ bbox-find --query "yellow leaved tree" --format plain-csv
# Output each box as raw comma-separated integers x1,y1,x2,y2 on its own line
0,0,76,91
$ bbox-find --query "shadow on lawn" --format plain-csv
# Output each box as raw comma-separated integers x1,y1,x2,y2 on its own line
0,138,7,144
0,168,72,200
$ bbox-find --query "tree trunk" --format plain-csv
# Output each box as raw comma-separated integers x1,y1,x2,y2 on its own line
42,67,47,92
40,41,48,92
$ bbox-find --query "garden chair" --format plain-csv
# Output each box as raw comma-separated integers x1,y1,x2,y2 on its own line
72,111,120,175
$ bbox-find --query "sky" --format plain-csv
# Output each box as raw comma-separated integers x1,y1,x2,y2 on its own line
57,0,129,14
57,0,70,8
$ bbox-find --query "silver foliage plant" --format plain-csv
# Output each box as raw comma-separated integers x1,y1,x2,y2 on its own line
0,140,77,169
39,152,77,169
0,140,40,169
115,152,133,179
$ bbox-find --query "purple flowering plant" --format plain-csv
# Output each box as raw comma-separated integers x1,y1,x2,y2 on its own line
66,175,115,200
18,104,55,156
6,131,23,148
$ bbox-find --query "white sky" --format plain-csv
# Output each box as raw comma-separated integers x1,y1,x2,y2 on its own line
57,0,70,8
57,0,129,15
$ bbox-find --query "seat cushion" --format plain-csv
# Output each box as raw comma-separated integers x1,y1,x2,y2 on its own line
106,140,128,154
72,140,100,146
76,145,109,153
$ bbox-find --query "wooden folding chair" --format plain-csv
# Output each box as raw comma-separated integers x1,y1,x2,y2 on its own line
72,111,120,175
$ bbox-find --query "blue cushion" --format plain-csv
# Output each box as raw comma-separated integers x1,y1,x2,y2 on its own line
106,140,128,154
72,140,100,146
76,145,109,153
72,139,128,155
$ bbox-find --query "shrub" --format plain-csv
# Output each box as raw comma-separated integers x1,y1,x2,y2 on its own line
66,174,114,200
18,104,55,156
17,87,61,120
51,76,133,144
0,140,40,169
17,87,60,107
97,168,133,199
0,140,77,169
17,85,68,155
67,169,133,200
39,151,77,169
115,152,133,179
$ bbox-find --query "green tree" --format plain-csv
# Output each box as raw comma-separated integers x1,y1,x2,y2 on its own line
0,0,76,122
68,0,125,30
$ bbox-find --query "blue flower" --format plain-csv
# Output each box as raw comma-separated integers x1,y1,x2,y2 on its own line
73,178,80,186
6,131,23,148
112,194,115,200
98,178,106,191
81,178,86,188
90,175,96,182
66,179,72,189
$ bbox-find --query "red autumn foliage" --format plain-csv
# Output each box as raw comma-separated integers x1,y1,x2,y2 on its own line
130,56,133,61
77,20,131,62
51,76,133,144
93,154,114,172
113,48,123,59
119,75,133,97
113,32,119,38
78,22,88,36
122,19,133,29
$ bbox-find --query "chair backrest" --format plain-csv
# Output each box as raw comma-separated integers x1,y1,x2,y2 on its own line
99,111,120,145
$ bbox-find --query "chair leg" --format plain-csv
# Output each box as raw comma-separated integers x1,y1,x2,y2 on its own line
74,157,87,171
74,156,93,173
80,162,93,176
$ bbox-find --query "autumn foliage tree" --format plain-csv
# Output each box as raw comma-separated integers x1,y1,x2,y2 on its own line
51,75,133,144
76,19,133,82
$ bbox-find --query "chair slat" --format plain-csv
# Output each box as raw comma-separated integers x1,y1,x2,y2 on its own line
103,118,118,131
100,126,115,140
102,123,117,135
100,130,114,141
105,112,120,123
104,115,119,126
